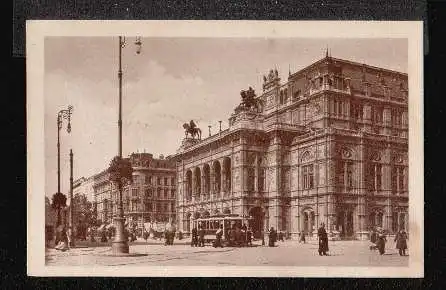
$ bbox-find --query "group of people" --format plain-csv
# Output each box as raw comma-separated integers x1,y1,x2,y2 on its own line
190,223,254,248
370,227,408,256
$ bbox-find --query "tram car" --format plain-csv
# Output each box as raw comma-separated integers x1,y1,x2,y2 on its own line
191,214,254,247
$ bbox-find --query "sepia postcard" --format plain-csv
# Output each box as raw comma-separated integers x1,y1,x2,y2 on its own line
27,20,423,277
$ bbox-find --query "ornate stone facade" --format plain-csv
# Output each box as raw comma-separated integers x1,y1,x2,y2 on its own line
173,55,408,240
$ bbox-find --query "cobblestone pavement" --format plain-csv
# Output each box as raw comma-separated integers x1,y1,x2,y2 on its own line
45,239,409,267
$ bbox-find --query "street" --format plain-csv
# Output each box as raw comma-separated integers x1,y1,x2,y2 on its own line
45,239,409,267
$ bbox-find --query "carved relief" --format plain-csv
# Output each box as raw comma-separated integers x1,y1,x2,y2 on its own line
300,150,313,163
369,150,381,161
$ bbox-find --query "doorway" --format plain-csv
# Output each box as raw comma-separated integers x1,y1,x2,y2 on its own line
249,207,264,239
337,210,354,238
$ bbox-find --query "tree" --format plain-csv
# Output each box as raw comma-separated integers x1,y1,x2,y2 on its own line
51,191,67,227
72,193,94,239
108,156,133,185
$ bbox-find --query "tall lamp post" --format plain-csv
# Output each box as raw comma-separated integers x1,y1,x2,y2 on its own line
51,106,72,244
69,149,74,247
111,36,142,255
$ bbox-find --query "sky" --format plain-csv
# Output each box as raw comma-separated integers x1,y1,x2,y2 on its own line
44,37,407,199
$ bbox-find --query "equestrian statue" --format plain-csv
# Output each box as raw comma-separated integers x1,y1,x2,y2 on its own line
183,120,202,140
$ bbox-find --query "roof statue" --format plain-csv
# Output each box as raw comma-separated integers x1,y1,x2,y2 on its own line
235,86,260,114
183,120,202,140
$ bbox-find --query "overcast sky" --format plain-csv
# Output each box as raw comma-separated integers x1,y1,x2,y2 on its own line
44,37,407,199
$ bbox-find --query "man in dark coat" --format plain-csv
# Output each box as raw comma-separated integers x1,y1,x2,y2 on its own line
317,223,329,256
299,231,306,243
394,229,408,256
376,228,387,255
268,227,277,247
198,225,205,247
191,226,198,247
214,224,224,248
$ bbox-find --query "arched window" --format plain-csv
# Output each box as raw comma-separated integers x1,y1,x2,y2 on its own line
213,161,222,196
186,170,192,201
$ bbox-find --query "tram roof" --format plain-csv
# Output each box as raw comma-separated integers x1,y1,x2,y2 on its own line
195,214,253,220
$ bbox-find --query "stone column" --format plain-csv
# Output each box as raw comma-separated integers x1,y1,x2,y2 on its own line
221,160,226,196
210,164,214,201
201,172,205,201
191,169,196,202
396,167,400,194
254,155,259,193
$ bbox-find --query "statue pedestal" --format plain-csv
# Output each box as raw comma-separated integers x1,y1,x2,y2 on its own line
180,137,200,150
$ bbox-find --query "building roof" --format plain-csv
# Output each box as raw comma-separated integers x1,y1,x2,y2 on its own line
289,55,407,80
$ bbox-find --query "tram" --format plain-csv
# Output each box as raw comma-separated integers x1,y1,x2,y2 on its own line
191,214,254,246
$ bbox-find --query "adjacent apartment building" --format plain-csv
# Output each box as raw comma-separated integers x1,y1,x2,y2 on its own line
93,152,177,232
173,53,408,240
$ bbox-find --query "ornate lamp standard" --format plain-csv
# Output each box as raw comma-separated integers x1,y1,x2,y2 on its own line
109,36,142,255
51,105,72,244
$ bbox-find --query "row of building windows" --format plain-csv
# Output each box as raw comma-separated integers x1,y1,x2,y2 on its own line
132,175,175,186
301,162,407,193
128,187,176,199
127,201,176,213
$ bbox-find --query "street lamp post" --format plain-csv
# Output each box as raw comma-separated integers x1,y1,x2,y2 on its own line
51,106,72,245
57,106,73,198
111,36,142,255
69,149,75,247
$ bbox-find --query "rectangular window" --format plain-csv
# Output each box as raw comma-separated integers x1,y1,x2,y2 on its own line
146,203,152,212
132,188,138,196
145,188,152,198
171,177,175,186
171,188,176,198
164,190,168,199
369,163,382,191
157,177,161,185
258,169,265,192
157,188,161,198
247,168,255,192
131,202,137,212
392,212,398,232
164,177,168,185
171,202,175,212
302,164,314,189
398,167,405,193
372,106,383,124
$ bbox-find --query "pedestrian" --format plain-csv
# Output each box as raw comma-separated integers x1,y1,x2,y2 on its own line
394,229,408,256
317,223,329,256
55,226,69,251
214,224,224,248
67,226,73,248
198,225,205,247
299,231,306,243
246,228,252,246
376,228,387,255
101,228,108,243
191,226,198,247
268,227,277,247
